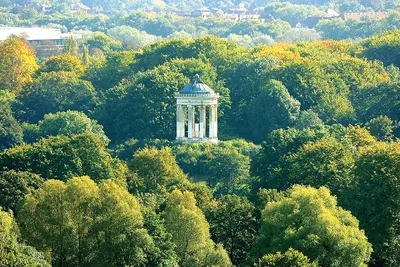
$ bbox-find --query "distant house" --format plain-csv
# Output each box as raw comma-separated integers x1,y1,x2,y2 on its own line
224,4,263,22
191,8,214,18
292,16,340,28
291,11,388,29
341,12,388,21
327,9,340,17
0,27,82,47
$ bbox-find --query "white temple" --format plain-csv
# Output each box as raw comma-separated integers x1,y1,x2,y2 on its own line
175,74,220,143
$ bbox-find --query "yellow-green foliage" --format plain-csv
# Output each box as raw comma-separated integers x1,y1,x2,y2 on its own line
254,185,373,267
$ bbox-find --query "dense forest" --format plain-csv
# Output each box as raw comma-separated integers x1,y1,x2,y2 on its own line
2,0,400,52
1,0,400,266
1,0,399,11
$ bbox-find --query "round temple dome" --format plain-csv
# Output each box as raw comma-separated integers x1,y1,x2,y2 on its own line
179,74,216,95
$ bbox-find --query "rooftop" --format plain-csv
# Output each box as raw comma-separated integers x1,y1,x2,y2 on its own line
0,27,82,41
178,74,218,96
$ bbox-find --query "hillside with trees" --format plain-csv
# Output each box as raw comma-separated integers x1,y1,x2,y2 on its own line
1,1,400,266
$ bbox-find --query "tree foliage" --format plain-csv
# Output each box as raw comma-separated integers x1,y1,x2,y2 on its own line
0,170,44,211
346,142,400,265
0,208,50,267
256,248,318,267
163,189,232,267
253,185,372,267
34,110,110,145
0,133,125,183
129,147,187,193
38,55,85,77
18,176,154,267
17,71,99,123
0,37,38,92
206,195,257,266
246,79,300,143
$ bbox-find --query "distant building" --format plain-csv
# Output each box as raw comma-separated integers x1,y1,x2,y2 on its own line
341,12,388,21
0,27,82,47
291,11,388,29
327,9,340,17
224,4,263,22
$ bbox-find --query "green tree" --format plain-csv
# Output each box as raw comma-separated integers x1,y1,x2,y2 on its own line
225,56,279,138
274,59,355,124
189,35,248,77
63,37,78,56
85,50,136,91
141,209,180,266
129,147,187,193
360,30,400,67
206,147,251,194
264,2,326,22
344,125,377,148
0,37,38,92
252,185,372,267
0,92,23,151
0,170,44,211
18,176,154,267
35,110,110,145
346,141,400,266
246,80,300,143
316,18,351,40
256,248,318,267
206,195,257,266
97,66,187,142
38,55,85,77
92,179,154,267
365,115,396,141
134,38,191,71
84,32,122,55
0,134,126,183
0,208,50,267
284,138,355,196
163,189,232,267
251,126,342,190
108,25,160,50
294,110,323,130
353,80,400,122
17,71,99,123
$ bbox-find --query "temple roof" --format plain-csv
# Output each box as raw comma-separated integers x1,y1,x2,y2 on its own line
179,74,216,95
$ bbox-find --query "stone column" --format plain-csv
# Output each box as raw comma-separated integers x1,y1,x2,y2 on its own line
208,105,214,139
199,105,206,139
188,105,194,139
176,104,181,139
182,105,186,138
179,104,185,139
213,104,218,139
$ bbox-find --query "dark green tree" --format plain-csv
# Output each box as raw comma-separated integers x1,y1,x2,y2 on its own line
206,195,258,266
16,71,99,123
284,138,355,196
365,115,397,141
246,80,300,143
346,141,400,266
0,92,23,151
0,170,43,211
225,56,279,138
